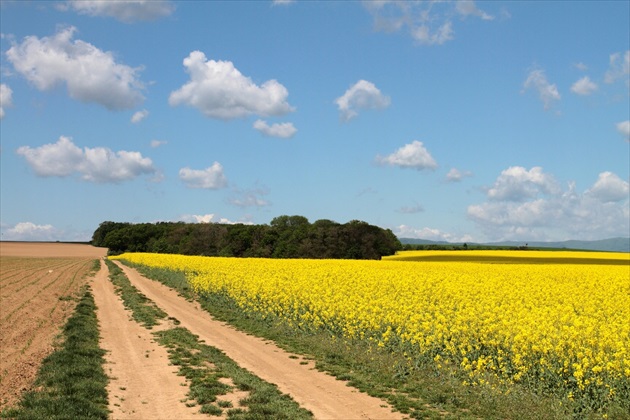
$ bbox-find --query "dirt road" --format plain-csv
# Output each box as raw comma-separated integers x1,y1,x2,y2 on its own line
91,260,205,419
112,261,405,420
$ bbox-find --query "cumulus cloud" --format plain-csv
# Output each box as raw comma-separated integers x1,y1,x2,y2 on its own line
16,136,155,183
486,166,560,201
253,119,297,138
394,224,474,243
131,109,149,123
446,168,473,182
375,140,437,170
6,26,144,110
179,163,227,189
272,0,295,5
586,172,629,203
616,120,630,141
522,68,561,110
169,51,294,120
570,76,598,96
1,222,57,241
335,80,390,121
364,0,493,46
61,0,175,22
604,50,629,85
179,213,253,225
468,167,629,241
0,83,12,119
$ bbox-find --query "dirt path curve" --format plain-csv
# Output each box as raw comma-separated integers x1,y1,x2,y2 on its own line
113,261,406,420
91,260,206,419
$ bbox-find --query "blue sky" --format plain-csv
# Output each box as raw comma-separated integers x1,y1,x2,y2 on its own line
1,0,628,243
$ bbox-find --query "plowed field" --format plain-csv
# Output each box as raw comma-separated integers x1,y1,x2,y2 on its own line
0,242,106,410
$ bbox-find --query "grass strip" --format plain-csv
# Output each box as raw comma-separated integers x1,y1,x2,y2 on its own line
121,260,595,420
156,327,312,419
1,287,109,420
104,259,167,328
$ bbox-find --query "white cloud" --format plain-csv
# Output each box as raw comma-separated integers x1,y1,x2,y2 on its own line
0,83,12,119
0,221,92,241
150,139,167,148
586,172,629,203
411,22,454,46
131,109,149,123
169,51,294,120
17,135,155,183
364,0,493,46
486,166,560,201
6,26,144,110
604,50,629,84
394,224,474,243
272,0,295,5
468,169,629,241
179,163,227,189
179,214,252,225
522,68,561,110
253,119,297,138
376,140,437,170
616,120,630,141
2,222,57,241
335,79,390,121
62,0,175,22
570,76,598,96
456,0,494,20
446,168,473,182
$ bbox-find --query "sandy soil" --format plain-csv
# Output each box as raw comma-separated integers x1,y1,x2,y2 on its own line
0,242,101,410
113,261,406,420
91,260,206,419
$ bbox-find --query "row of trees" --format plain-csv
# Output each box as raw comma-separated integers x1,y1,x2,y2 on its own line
92,215,402,260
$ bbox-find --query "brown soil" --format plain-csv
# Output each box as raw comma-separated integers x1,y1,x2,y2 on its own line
0,242,108,258
91,260,206,419
113,261,406,420
0,242,105,410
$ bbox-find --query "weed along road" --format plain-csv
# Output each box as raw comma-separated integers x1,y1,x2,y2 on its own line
111,260,405,419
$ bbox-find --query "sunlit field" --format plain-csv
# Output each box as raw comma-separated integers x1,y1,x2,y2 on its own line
111,251,630,415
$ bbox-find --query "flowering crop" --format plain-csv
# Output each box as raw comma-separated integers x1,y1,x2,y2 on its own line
111,251,630,410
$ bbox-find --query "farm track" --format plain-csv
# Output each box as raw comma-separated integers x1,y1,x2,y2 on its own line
91,260,206,419
0,255,98,410
112,260,405,420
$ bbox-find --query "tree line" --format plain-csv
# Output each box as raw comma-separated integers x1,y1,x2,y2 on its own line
91,215,402,260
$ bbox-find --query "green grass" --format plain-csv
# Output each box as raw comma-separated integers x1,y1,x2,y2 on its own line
104,259,167,328
119,260,626,420
156,327,312,419
1,287,109,420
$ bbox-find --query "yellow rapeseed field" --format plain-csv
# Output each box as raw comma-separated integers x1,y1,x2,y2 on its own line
112,250,630,408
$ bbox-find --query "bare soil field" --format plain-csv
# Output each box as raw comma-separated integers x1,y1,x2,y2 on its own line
0,241,106,410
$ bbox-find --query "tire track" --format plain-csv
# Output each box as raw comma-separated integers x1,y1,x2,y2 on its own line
92,260,207,420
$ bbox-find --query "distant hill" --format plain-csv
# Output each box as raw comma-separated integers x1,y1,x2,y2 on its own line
399,237,630,253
